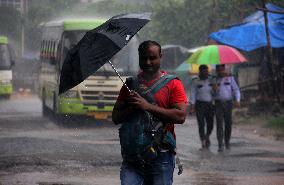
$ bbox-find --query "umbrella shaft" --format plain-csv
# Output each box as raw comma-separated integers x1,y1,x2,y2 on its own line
108,61,131,92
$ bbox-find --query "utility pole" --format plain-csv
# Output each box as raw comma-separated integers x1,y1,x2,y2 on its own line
260,0,280,103
21,0,28,57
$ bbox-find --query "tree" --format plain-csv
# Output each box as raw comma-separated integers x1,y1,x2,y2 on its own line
24,0,284,51
24,0,78,51
0,6,22,43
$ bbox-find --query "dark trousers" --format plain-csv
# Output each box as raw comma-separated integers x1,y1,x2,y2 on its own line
215,100,233,147
195,101,214,141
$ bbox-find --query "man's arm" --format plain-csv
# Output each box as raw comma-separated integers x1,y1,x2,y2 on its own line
127,91,187,124
189,78,197,113
147,102,187,124
231,76,241,108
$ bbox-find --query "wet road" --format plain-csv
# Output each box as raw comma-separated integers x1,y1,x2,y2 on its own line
0,95,284,185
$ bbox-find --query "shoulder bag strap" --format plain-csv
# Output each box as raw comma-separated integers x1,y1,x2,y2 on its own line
144,74,177,103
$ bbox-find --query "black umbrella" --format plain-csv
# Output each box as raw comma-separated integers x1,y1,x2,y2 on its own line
59,13,151,94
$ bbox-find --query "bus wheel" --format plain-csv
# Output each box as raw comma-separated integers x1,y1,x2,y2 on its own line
42,89,48,116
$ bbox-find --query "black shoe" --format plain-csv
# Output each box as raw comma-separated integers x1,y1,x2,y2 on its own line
225,142,230,149
201,140,206,149
218,144,224,152
205,138,211,148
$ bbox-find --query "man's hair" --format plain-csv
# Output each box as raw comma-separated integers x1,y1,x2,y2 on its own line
199,65,208,71
216,64,225,71
138,40,161,55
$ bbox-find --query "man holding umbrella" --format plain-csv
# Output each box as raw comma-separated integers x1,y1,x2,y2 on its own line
112,40,187,185
213,64,241,152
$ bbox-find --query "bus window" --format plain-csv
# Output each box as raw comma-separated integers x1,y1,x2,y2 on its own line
44,41,47,59
51,41,56,59
97,36,139,76
62,31,85,66
41,41,45,59
54,41,58,60
43,41,48,59
40,42,43,58
47,41,51,59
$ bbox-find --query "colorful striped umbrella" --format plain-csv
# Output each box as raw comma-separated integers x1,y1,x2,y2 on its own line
186,45,247,65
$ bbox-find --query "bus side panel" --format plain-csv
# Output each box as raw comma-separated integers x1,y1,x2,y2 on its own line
0,83,13,95
0,70,13,95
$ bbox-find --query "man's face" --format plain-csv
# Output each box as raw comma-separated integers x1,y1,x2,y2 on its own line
139,45,161,75
216,65,226,76
200,68,209,78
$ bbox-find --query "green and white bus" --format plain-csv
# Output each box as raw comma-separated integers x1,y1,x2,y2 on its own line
39,19,139,120
0,36,14,98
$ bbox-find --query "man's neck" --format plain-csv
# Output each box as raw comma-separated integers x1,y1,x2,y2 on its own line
142,71,162,81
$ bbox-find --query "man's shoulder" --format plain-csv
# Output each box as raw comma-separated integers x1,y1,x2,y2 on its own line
223,75,235,80
191,76,199,82
166,76,183,84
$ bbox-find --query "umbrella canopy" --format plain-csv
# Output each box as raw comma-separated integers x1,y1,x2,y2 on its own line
59,13,151,94
175,46,213,90
209,3,284,51
186,45,247,65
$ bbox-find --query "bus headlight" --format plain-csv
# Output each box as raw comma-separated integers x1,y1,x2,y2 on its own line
61,90,79,98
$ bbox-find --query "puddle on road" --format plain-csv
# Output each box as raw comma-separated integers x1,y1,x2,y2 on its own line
190,172,234,185
0,167,121,185
38,183,74,185
175,168,284,185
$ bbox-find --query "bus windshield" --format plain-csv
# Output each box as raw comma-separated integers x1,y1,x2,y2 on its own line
63,31,139,76
0,44,11,69
99,36,139,76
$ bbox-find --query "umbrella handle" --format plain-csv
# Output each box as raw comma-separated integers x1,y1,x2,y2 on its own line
108,61,131,93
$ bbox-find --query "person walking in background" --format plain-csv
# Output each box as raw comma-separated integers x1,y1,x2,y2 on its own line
213,64,240,152
190,65,215,149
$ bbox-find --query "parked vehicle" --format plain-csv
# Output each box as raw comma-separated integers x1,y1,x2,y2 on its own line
38,19,139,119
0,36,14,98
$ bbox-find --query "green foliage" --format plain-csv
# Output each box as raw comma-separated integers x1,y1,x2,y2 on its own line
271,0,284,7
29,0,77,17
81,0,145,17
146,0,190,45
21,0,284,52
267,116,284,131
145,0,284,48
24,0,78,50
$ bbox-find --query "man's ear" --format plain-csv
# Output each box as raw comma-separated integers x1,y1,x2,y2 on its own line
160,53,162,58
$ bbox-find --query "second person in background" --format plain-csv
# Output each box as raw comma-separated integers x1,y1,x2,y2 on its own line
213,64,241,152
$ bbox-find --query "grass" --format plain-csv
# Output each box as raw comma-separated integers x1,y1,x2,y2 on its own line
261,115,284,140
233,109,284,140
266,116,284,131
